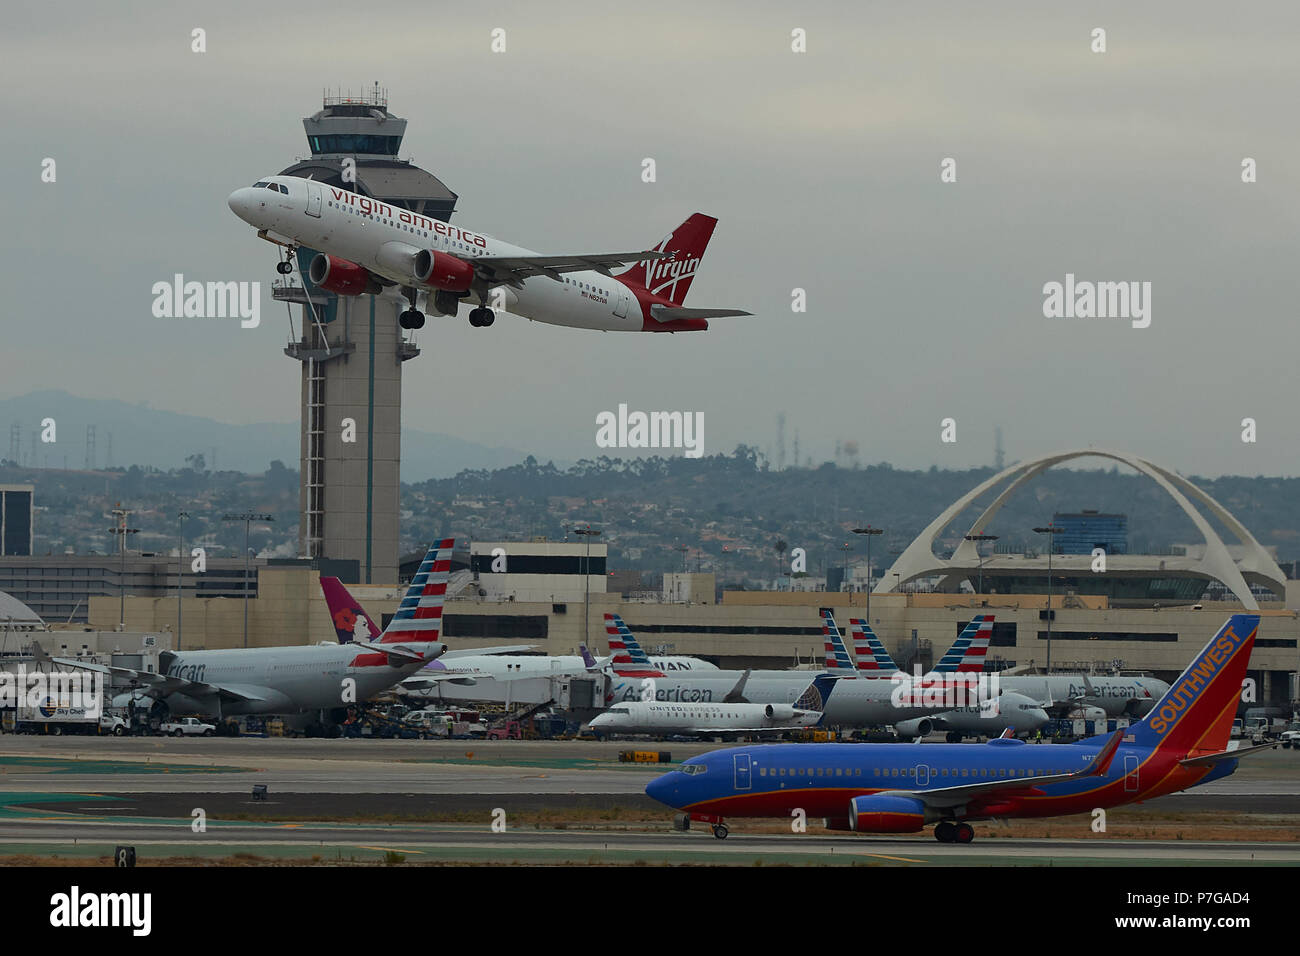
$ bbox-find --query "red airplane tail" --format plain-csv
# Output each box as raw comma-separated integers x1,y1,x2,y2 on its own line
619,213,718,305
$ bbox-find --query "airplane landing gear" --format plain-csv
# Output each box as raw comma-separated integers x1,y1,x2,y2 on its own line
935,821,974,843
399,287,426,330
276,260,292,275
711,824,729,840
433,290,460,316
468,307,495,328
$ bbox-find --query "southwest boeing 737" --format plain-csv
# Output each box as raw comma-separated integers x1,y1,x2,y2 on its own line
227,176,749,332
646,614,1271,841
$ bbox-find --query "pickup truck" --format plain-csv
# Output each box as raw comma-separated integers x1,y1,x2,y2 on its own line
1280,730,1300,750
160,717,217,737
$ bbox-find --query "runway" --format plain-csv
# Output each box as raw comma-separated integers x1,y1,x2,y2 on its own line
0,737,1295,865
0,817,1294,866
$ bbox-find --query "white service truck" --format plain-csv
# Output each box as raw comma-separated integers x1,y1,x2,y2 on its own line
159,717,217,737
16,702,127,736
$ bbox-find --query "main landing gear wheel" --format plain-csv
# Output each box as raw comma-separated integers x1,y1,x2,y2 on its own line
276,260,293,275
399,309,426,330
955,823,974,844
934,821,956,843
468,307,495,328
711,824,729,840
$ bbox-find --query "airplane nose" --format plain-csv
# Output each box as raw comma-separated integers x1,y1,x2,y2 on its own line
227,187,257,224
645,773,680,808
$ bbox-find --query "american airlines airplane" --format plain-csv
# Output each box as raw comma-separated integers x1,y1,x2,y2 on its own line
647,614,1275,841
826,611,1167,718
227,176,749,332
52,540,456,735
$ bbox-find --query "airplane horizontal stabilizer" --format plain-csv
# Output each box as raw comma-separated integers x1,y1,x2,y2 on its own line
1179,741,1278,767
649,305,752,321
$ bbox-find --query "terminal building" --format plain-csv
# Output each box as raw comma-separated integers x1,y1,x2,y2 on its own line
44,448,1293,710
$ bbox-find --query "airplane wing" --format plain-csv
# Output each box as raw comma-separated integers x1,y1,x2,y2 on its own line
44,655,267,703
895,729,1125,810
472,250,666,286
440,646,535,658
686,721,820,736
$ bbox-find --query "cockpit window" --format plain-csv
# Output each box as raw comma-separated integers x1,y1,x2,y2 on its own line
680,763,707,775
253,181,269,188
609,706,629,715
278,184,288,193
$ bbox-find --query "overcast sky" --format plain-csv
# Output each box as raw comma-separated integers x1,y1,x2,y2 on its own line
3,0,1298,478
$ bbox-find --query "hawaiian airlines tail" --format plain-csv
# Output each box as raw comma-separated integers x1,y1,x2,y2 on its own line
320,576,381,644
932,615,994,673
619,214,718,306
1126,613,1259,757
846,618,897,674
820,610,857,675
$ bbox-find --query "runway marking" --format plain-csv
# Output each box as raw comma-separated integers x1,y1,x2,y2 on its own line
356,845,424,855
858,851,925,863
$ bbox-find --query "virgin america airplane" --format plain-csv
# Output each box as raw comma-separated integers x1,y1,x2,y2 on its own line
227,176,749,331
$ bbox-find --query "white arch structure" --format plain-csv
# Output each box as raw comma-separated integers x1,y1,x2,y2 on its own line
876,449,1285,611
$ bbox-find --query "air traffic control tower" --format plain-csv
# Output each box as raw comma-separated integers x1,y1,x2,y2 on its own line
274,85,457,584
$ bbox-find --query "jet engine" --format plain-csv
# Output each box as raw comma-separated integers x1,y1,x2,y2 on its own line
764,703,796,720
895,717,934,738
308,254,382,296
413,249,474,292
847,794,929,833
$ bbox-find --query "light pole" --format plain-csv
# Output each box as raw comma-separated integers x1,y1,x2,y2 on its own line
575,526,601,651
224,512,273,648
1033,525,1061,673
177,511,190,650
109,504,139,630
964,533,999,600
851,526,883,622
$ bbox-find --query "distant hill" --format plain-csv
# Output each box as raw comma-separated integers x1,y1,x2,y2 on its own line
0,390,531,480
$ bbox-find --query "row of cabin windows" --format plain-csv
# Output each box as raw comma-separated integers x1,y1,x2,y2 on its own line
321,199,611,294
757,766,1068,780
328,200,478,250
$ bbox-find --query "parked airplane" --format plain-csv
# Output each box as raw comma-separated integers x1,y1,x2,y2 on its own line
828,611,1166,718
589,673,828,739
822,611,993,679
602,613,718,674
646,614,1273,840
228,176,749,332
54,540,456,735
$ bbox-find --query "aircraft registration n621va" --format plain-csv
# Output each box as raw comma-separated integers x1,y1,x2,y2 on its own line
227,176,750,332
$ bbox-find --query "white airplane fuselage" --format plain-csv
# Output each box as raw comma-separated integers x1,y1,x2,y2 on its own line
114,644,440,718
228,176,646,331
590,701,821,737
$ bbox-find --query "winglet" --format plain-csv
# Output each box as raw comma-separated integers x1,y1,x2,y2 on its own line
724,669,752,703
1082,729,1124,777
999,726,1016,739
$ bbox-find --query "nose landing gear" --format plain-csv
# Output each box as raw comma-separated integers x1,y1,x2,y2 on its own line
711,823,729,840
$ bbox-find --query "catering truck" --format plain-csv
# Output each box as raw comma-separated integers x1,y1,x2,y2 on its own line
16,699,127,736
